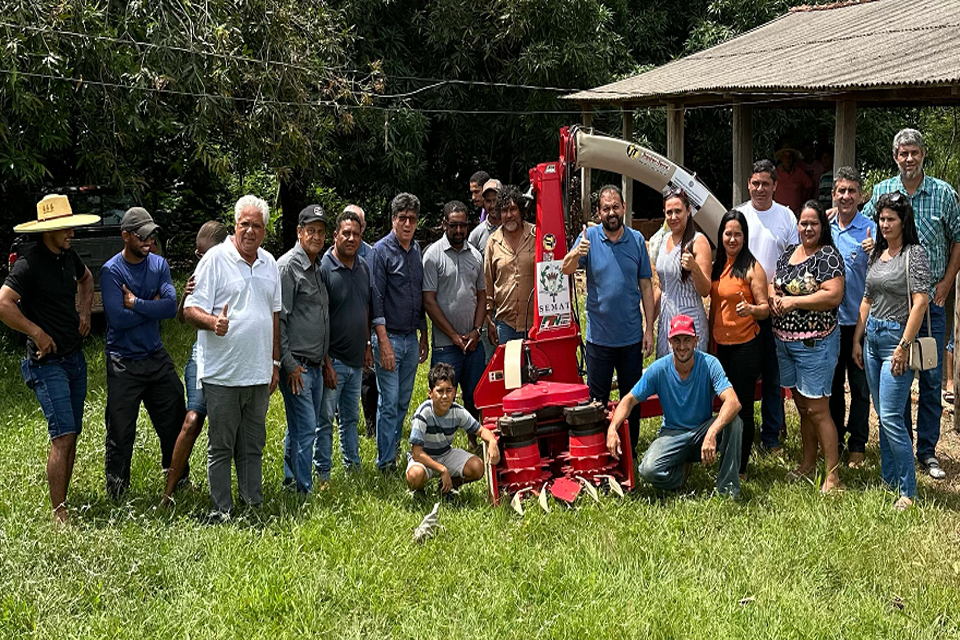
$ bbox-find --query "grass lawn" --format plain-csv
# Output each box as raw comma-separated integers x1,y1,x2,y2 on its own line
2,304,960,638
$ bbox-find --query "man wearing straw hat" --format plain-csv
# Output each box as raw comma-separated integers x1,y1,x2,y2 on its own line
0,194,98,524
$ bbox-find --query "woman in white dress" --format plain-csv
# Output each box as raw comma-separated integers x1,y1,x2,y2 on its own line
655,188,712,358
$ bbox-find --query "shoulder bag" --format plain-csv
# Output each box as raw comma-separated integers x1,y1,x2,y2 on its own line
905,246,937,371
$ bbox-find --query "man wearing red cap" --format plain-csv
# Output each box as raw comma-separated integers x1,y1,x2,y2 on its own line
606,314,743,498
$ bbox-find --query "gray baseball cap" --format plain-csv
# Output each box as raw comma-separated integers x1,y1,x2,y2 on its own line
121,207,160,237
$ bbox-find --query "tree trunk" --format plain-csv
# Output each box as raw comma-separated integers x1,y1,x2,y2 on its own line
278,169,307,251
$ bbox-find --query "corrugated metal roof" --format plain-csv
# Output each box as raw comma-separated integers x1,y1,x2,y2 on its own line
566,0,960,104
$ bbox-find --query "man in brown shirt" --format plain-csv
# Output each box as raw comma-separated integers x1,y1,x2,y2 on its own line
484,184,536,343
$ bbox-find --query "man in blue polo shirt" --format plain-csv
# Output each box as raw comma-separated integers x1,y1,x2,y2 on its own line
829,167,876,469
100,207,184,499
606,315,742,499
861,128,960,479
561,184,655,451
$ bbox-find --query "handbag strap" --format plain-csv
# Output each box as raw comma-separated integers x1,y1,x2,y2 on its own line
904,245,932,338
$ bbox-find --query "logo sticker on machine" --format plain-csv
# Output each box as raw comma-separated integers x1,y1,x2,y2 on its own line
626,144,671,175
540,314,571,330
488,370,504,382
537,260,570,317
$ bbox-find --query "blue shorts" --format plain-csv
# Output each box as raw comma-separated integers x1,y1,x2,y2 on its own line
184,342,207,415
776,329,840,399
20,351,88,440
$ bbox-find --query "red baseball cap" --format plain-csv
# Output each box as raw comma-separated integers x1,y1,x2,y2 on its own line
667,315,697,339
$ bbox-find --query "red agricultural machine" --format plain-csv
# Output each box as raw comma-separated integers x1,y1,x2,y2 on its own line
475,127,726,511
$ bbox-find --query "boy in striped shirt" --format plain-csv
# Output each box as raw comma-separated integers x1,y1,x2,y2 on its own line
405,363,500,493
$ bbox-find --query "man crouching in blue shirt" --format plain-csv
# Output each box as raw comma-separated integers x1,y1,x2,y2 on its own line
405,363,500,494
606,315,743,498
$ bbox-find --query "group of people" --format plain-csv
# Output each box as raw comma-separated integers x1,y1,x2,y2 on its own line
598,128,958,509
3,127,957,523
0,174,539,523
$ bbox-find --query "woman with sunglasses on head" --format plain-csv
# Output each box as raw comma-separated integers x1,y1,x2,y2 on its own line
710,210,769,478
655,188,712,357
770,199,845,493
852,192,930,511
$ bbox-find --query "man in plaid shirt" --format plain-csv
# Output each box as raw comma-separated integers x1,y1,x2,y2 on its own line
862,128,960,480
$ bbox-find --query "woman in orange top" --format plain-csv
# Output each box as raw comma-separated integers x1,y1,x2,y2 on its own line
710,209,769,477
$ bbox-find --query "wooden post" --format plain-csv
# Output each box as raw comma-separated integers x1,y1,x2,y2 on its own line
581,108,593,223
622,106,634,226
834,99,857,170
732,103,753,206
954,273,960,430
666,102,684,166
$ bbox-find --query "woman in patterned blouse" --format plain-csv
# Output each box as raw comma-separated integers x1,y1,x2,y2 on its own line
770,200,846,493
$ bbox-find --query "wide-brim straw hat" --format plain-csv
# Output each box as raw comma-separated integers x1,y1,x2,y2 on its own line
775,144,804,162
14,194,101,233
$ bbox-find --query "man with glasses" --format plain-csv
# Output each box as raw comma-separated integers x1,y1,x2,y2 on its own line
861,128,960,480
423,200,486,435
100,207,184,499
371,193,429,473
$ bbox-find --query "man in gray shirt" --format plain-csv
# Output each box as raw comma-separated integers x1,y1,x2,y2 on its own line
423,200,487,422
278,205,334,492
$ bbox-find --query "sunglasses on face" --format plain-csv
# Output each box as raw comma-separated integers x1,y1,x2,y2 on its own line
133,231,157,243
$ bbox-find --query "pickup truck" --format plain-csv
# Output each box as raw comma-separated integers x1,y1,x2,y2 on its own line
6,186,136,313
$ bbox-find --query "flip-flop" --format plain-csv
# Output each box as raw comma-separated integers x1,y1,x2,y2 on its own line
943,390,955,404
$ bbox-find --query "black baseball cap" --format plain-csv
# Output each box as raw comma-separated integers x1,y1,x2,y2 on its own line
298,204,327,226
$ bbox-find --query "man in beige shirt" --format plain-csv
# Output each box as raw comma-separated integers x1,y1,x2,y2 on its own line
484,184,536,343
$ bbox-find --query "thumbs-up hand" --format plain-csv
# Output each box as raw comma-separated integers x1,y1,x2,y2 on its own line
736,290,752,317
121,283,136,309
680,246,697,274
214,303,230,336
861,227,875,254
577,224,590,256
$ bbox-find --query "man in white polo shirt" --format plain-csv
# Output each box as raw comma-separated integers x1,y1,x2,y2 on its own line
185,194,281,520
736,159,798,454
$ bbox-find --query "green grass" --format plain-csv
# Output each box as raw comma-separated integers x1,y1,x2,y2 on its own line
2,305,960,638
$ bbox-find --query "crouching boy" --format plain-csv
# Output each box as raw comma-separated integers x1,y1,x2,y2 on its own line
406,363,499,493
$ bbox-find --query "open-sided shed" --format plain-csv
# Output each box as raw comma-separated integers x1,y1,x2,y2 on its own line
565,0,960,217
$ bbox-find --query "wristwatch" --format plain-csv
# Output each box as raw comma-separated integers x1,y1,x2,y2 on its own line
272,359,281,368
899,339,910,350
473,325,483,333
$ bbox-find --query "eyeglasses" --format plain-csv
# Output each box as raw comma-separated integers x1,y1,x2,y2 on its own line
396,214,418,224
133,231,157,243
444,221,468,229
194,250,205,260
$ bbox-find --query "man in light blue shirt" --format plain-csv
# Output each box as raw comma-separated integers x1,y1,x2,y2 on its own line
606,315,742,499
861,129,960,479
561,184,655,451
828,167,876,468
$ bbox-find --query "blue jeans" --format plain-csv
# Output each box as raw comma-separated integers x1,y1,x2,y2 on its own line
758,317,785,448
496,321,527,343
373,331,420,470
315,359,363,475
865,317,917,499
279,364,324,492
638,416,743,499
183,342,207,415
431,344,486,414
903,301,945,461
20,351,87,440
585,340,644,451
